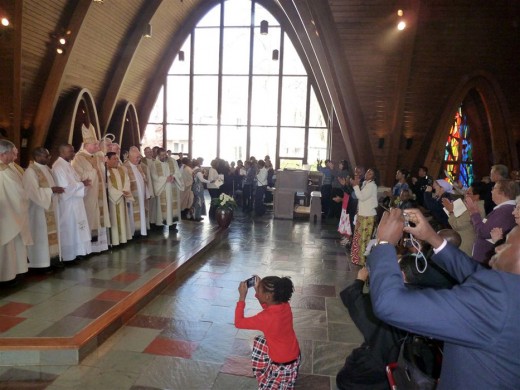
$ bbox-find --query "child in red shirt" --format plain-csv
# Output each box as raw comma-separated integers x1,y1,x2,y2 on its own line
235,275,300,389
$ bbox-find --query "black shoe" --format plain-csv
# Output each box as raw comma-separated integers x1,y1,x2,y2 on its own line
169,224,178,231
52,262,65,270
91,235,98,242
0,278,19,287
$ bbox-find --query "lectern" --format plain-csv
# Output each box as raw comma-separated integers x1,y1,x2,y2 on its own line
273,170,310,219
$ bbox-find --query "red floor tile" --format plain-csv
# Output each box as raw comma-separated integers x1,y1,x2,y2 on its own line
0,302,33,316
220,355,254,377
111,272,141,282
144,337,197,358
0,315,26,332
95,289,131,302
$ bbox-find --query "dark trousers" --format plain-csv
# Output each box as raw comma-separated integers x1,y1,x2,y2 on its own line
255,185,266,216
243,184,254,211
321,184,332,216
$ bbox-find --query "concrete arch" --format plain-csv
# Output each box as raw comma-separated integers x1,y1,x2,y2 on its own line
108,101,141,153
46,87,101,155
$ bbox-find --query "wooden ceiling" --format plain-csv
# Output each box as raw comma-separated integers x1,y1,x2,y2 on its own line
0,0,519,185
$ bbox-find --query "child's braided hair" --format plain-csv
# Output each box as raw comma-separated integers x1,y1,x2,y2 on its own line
260,276,294,303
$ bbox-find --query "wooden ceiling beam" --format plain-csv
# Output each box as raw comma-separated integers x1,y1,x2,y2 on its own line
98,0,163,135
30,0,92,152
279,0,372,168
384,0,420,185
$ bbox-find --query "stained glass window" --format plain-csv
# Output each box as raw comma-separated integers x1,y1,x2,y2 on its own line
443,106,473,188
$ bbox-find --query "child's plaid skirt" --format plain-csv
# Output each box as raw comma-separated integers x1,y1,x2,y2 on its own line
252,335,300,389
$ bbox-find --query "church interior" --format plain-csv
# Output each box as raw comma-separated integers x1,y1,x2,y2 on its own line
1,0,520,388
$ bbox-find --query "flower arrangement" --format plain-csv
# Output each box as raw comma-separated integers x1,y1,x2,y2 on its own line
211,193,237,211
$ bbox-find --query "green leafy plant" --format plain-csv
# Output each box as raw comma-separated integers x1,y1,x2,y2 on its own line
211,193,237,211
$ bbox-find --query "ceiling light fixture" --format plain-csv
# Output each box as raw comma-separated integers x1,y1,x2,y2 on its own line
260,20,268,35
1,17,9,27
144,23,152,38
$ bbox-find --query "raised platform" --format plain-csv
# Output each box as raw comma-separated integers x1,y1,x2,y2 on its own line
0,223,225,366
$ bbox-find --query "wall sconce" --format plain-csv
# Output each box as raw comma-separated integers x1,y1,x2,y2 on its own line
1,17,9,27
405,137,413,150
144,23,152,38
260,20,268,35
272,49,279,61
378,137,385,149
178,50,185,61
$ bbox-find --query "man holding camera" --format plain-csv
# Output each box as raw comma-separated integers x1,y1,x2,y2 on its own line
367,208,520,389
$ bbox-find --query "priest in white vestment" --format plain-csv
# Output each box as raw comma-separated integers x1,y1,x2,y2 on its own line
106,152,133,246
52,144,92,262
71,124,110,252
141,146,156,226
151,148,183,229
124,147,151,237
22,147,64,269
0,140,32,282
180,157,194,219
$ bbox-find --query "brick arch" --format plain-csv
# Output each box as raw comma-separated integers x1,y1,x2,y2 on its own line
424,71,516,179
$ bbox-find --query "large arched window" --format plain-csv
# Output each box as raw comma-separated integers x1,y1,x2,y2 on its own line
444,105,473,187
143,0,328,169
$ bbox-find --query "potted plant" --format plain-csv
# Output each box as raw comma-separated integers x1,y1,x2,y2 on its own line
211,193,237,228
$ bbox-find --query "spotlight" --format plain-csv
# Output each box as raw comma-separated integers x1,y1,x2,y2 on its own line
1,17,9,27
397,9,403,17
397,21,406,30
56,47,64,54
59,37,66,45
260,20,268,35
144,23,152,38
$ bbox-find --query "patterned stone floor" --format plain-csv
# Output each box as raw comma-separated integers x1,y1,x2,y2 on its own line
0,208,363,389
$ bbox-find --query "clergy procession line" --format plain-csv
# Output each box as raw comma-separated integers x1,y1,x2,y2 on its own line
0,125,204,286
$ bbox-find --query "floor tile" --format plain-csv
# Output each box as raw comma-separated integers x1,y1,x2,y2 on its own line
67,299,116,319
96,289,131,302
144,337,198,358
0,302,33,316
0,316,26,333
220,355,254,377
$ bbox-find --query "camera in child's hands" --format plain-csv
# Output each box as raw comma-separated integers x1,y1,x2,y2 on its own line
246,276,257,288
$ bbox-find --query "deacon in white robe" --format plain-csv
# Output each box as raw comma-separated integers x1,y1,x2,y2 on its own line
52,144,92,262
0,140,32,282
124,147,151,236
141,146,156,225
151,148,183,228
180,158,194,219
72,124,110,252
106,152,133,246
22,148,65,268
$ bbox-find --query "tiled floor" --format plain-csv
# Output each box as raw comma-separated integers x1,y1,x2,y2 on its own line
0,208,363,389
